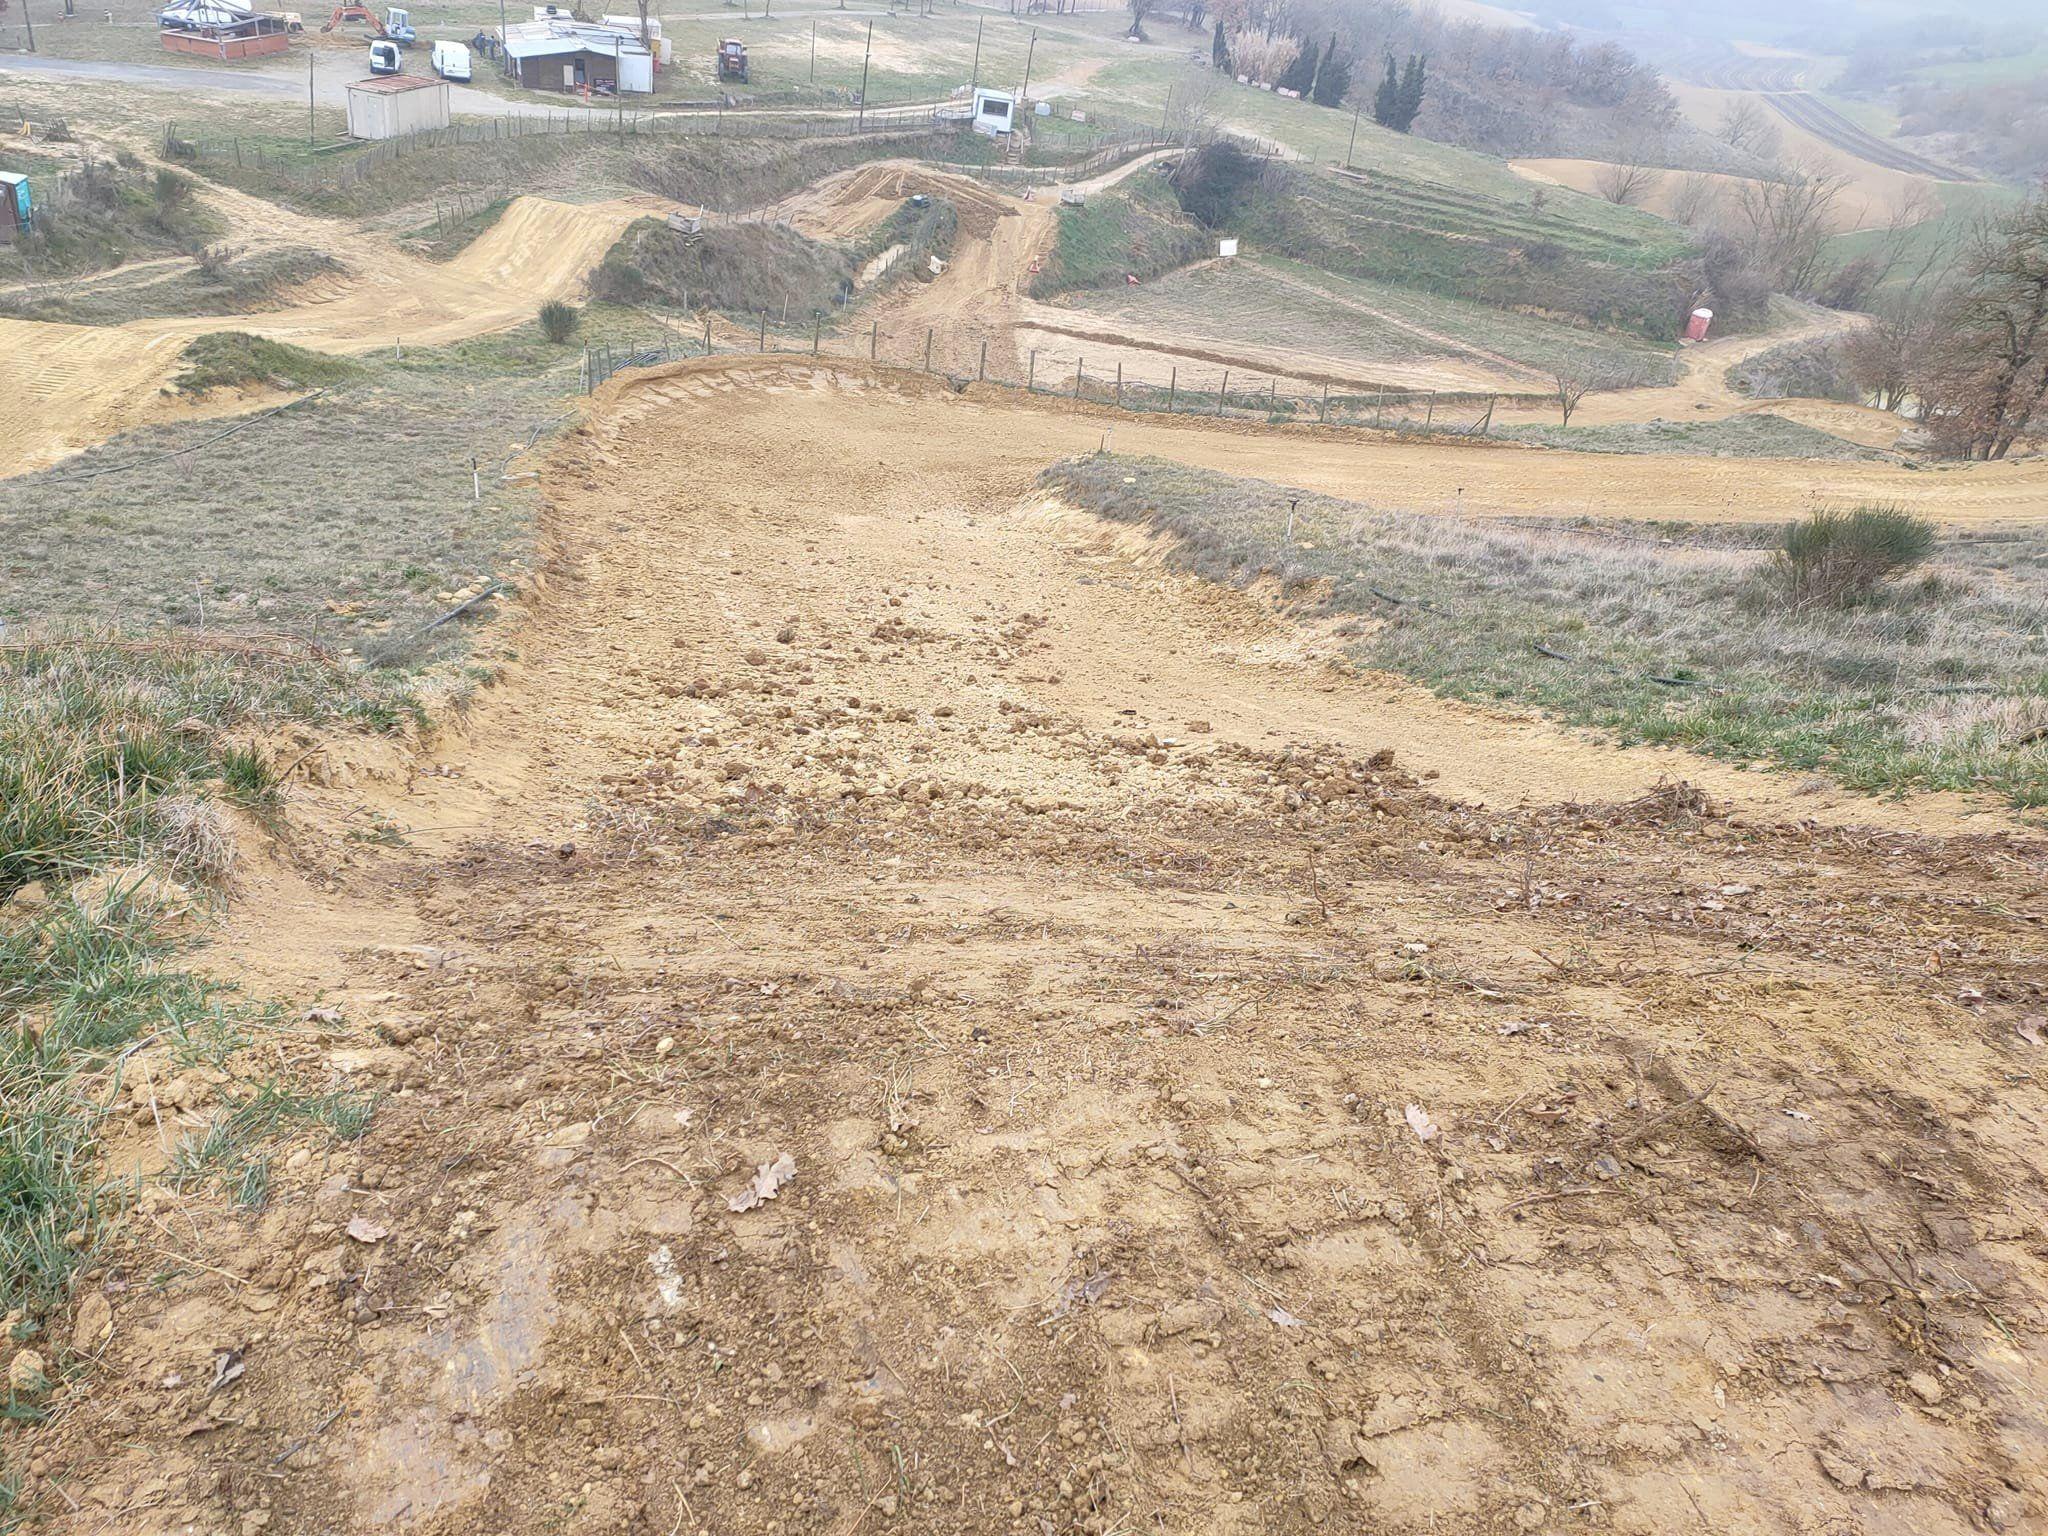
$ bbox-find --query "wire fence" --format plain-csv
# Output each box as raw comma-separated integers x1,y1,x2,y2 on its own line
583,315,1508,438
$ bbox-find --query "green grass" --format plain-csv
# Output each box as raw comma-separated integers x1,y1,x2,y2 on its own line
1,161,222,282
172,330,362,395
188,122,950,221
1498,415,1880,460
1828,182,2027,304
1,322,592,666
0,247,343,327
1240,163,1697,341
401,195,513,261
1032,170,1206,297
1907,44,2048,90
594,215,858,320
0,638,402,1320
1041,454,2048,807
1062,253,1678,385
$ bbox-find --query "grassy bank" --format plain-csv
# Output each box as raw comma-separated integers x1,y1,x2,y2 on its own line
1042,455,2048,806
1498,414,1881,460
1062,253,1679,386
0,637,392,1328
0,317,593,1396
0,247,343,328
188,128,953,222
1032,172,1207,297
0,320,591,666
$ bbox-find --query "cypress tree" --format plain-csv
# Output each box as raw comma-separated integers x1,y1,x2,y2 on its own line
1313,45,1350,107
1212,19,1228,70
1278,37,1317,96
1371,53,1399,127
1395,53,1427,132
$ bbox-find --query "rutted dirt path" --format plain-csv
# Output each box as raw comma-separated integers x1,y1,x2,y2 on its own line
35,361,2048,1536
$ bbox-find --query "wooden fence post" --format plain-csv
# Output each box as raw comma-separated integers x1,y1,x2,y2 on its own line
1320,384,1329,423
1217,369,1228,415
704,315,712,354
1425,391,1436,429
871,321,878,361
1027,349,1036,392
1115,361,1122,409
1074,358,1083,398
812,314,821,354
924,329,933,371
1168,367,1176,413
759,310,768,351
979,339,987,382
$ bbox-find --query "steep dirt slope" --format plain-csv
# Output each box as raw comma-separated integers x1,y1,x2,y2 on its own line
32,361,2046,1536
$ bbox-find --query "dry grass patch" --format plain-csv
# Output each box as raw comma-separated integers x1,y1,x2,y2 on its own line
1043,454,2048,805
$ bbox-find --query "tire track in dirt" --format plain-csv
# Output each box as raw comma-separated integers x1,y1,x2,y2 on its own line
34,359,2048,1536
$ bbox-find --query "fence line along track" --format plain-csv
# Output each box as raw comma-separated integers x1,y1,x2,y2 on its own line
582,318,1508,439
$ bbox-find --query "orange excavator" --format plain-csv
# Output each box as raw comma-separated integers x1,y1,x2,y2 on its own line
321,3,414,43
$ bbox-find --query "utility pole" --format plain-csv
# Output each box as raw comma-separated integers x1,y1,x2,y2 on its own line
856,19,872,129
809,19,816,83
1345,103,1359,168
497,0,509,76
307,47,315,143
968,14,982,93
1019,27,1035,105
21,0,36,52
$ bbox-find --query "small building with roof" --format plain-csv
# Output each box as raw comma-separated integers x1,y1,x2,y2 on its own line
157,0,292,60
345,74,452,139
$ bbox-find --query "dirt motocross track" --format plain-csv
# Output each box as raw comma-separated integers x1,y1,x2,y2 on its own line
35,360,2048,1536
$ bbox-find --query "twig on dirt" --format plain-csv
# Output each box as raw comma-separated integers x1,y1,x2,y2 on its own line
1500,1186,1613,1213
621,1154,696,1183
1610,1082,1721,1151
1168,1374,1194,1475
270,1406,344,1467
1305,847,1331,923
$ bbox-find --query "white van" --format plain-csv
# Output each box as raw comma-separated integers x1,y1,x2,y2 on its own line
431,40,472,81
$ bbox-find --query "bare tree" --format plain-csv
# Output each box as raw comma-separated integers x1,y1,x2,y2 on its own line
1918,192,2048,459
1554,371,1593,425
1167,60,1224,147
1717,97,1781,160
1594,140,1663,207
1127,0,1154,41
1729,156,1853,295
1667,170,1720,228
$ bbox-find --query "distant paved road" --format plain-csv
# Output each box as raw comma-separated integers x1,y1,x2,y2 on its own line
0,52,297,94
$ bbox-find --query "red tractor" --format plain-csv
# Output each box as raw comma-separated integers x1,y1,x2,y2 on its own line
716,38,747,84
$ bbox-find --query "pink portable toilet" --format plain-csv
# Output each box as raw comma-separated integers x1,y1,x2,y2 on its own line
1685,307,1714,343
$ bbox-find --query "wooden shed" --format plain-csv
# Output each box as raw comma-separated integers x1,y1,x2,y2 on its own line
345,74,451,140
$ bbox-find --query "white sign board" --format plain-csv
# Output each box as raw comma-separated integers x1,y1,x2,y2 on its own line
1218,237,1239,258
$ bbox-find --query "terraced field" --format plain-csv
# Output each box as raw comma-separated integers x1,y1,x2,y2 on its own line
1053,254,1677,392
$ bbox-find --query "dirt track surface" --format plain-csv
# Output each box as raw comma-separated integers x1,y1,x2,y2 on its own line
37,361,2048,1536
0,195,646,478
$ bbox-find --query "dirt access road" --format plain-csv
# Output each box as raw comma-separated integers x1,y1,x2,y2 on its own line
39,360,2048,1536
